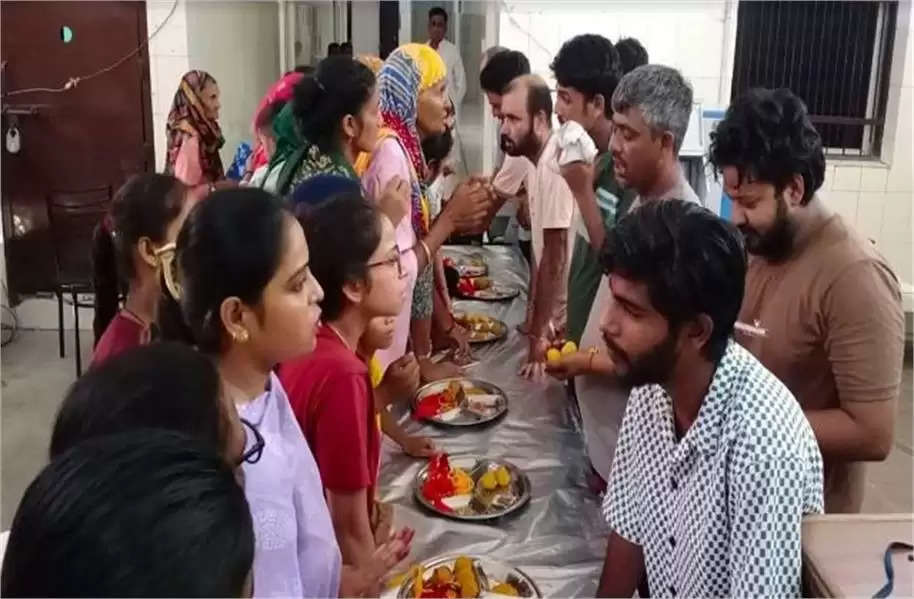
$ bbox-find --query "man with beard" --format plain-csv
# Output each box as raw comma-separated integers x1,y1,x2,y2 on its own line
596,199,823,598
499,75,577,379
481,48,534,264
708,87,904,514
547,63,699,488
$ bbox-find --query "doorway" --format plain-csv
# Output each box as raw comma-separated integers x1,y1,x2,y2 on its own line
1,1,154,299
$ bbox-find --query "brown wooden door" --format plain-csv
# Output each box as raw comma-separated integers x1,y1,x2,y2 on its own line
1,1,153,299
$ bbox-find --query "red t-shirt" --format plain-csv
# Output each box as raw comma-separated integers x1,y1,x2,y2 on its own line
278,324,380,510
91,311,149,368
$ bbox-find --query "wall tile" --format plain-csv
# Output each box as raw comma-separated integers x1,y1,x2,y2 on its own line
826,190,860,225
860,167,889,193
856,192,886,242
832,166,863,191
881,192,914,243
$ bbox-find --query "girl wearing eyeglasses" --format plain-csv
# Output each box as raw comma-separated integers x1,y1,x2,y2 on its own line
280,192,416,571
91,173,193,368
174,188,410,598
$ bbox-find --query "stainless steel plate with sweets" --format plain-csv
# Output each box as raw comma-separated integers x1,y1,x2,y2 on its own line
397,554,541,598
414,454,532,522
411,379,508,426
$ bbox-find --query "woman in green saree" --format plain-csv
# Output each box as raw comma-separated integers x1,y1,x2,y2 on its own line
261,56,378,197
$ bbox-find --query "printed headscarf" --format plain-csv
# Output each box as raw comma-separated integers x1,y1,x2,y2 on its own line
164,70,224,181
357,44,446,236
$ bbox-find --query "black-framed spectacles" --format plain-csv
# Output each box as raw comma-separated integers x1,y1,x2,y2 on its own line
367,246,404,278
239,418,265,465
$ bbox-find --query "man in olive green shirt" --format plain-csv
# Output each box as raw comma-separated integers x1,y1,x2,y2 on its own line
551,35,640,343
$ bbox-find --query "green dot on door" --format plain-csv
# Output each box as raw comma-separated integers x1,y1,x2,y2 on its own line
60,26,73,44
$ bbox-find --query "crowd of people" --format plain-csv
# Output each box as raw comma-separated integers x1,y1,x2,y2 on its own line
2,5,906,598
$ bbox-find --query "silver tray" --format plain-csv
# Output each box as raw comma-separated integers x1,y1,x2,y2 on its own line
396,554,542,598
413,455,532,522
443,252,488,278
411,378,507,426
457,285,520,302
455,312,508,345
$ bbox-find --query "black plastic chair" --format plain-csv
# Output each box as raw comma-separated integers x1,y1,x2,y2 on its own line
46,187,112,376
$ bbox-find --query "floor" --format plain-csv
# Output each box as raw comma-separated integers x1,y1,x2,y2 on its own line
1,330,912,529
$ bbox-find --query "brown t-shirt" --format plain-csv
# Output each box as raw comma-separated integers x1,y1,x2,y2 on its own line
736,214,904,513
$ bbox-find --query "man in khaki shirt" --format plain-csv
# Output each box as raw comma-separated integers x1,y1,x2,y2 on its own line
708,87,905,513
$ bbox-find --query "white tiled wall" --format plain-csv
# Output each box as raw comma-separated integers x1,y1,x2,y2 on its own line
499,0,735,106
147,0,281,172
185,1,281,168
821,1,913,291
147,0,191,172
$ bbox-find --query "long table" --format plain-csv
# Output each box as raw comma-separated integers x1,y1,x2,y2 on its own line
379,245,608,597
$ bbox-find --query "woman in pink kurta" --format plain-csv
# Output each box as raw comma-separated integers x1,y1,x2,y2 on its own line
360,140,419,370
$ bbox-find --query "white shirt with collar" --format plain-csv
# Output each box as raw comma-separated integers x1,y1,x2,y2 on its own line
429,38,465,109
603,340,824,598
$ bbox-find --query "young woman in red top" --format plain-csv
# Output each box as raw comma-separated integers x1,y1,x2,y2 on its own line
279,192,415,570
91,174,192,368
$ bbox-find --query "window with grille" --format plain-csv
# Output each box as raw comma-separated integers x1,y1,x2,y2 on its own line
731,1,898,159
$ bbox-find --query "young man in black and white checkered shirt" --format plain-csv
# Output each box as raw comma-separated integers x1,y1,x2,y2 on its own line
595,200,823,598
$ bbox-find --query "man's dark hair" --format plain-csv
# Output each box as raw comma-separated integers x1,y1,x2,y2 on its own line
298,192,383,322
341,41,353,55
507,76,553,124
327,42,341,56
429,6,448,22
616,37,649,74
480,49,530,94
550,34,621,118
2,430,254,597
178,188,291,354
293,55,376,153
51,342,225,459
708,87,825,205
602,200,747,363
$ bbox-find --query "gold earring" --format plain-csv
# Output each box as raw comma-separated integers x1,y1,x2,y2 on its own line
235,330,249,343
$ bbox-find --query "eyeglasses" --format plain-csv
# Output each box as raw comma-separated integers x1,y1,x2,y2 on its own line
367,246,404,278
238,418,265,465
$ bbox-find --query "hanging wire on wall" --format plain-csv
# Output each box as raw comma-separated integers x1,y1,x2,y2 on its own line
2,0,179,98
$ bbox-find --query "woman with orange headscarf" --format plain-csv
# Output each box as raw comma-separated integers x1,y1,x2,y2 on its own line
357,44,492,382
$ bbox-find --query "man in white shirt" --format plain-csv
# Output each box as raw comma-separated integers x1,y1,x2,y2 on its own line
427,7,465,111
595,199,823,598
499,75,577,379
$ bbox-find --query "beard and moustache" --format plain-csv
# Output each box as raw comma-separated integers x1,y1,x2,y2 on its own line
602,327,680,388
500,122,540,158
739,193,796,261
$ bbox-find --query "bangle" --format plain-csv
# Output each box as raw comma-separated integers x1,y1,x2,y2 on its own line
587,347,599,372
417,239,432,265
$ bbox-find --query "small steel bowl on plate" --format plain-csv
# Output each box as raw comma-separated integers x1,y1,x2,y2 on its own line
414,455,532,521
396,554,542,598
411,378,507,426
